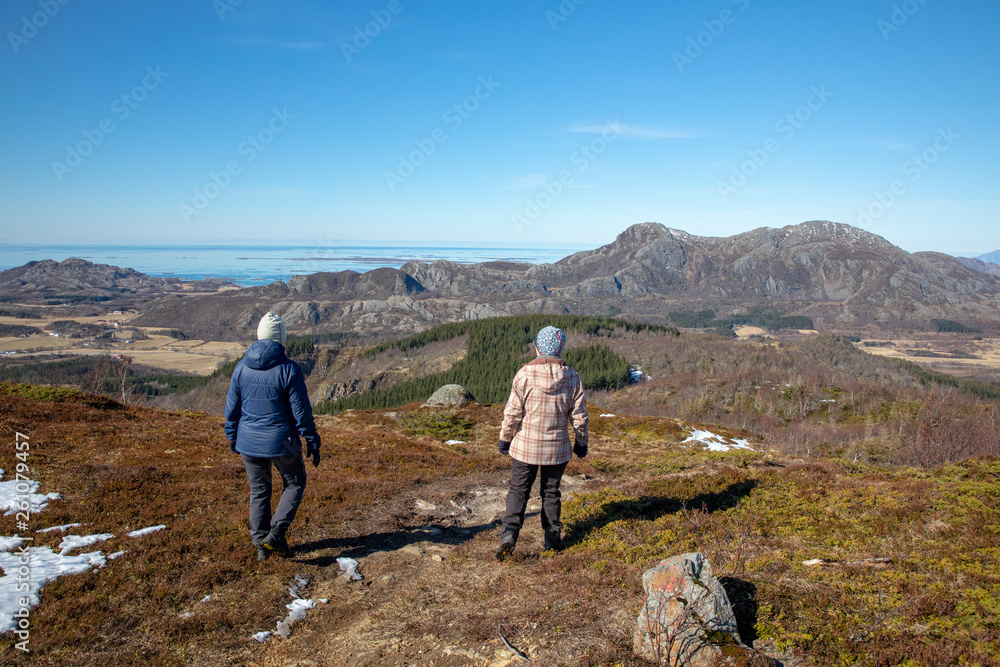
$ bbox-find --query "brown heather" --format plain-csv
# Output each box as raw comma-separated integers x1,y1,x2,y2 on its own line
1,377,999,665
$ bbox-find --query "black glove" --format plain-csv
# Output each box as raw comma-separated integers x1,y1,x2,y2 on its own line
229,440,237,453
307,446,321,468
573,441,588,459
498,440,511,456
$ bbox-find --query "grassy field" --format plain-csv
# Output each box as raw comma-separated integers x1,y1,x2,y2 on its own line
0,309,244,376
1,384,998,665
857,334,1000,382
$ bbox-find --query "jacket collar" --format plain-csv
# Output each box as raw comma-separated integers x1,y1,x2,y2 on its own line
526,356,565,367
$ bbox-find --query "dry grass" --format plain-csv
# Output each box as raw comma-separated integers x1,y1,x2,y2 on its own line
2,385,999,666
0,390,504,665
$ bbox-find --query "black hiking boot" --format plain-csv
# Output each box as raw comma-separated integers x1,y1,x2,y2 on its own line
495,535,516,561
263,530,293,558
257,545,270,562
543,531,561,552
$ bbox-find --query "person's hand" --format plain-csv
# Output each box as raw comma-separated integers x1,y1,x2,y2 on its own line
229,440,237,453
498,440,511,456
573,441,588,459
307,446,321,467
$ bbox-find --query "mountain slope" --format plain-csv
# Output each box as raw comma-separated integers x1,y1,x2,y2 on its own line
9,223,996,339
956,256,1000,277
0,257,229,304
978,249,1000,264
137,221,1000,338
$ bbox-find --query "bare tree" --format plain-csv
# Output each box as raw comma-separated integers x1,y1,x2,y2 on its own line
109,355,142,406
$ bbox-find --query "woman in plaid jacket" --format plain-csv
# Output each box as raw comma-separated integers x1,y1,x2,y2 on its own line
495,326,589,560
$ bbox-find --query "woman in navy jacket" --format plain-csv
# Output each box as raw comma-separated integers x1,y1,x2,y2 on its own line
225,312,321,561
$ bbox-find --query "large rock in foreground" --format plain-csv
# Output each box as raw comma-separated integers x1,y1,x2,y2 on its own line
634,552,745,666
421,384,475,409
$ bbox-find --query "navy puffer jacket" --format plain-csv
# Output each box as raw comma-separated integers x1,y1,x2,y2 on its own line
224,339,321,458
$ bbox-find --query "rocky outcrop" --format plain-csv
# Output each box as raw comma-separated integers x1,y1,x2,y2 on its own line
634,552,748,666
956,256,1000,277
421,384,475,408
0,258,176,297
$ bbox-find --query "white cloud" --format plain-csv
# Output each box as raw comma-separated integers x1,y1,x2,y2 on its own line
228,37,329,50
569,122,696,140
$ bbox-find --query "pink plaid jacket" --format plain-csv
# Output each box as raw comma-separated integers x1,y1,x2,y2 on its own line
499,357,589,466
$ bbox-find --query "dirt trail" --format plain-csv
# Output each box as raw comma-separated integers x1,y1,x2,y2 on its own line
254,471,596,667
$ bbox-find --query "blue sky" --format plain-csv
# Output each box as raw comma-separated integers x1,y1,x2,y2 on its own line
1,0,998,255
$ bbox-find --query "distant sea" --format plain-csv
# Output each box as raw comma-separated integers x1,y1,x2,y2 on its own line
0,243,594,286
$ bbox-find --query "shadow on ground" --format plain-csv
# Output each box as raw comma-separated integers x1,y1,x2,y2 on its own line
293,519,503,566
562,479,757,547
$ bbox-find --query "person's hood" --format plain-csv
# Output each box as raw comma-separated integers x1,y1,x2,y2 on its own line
244,338,287,371
525,356,570,394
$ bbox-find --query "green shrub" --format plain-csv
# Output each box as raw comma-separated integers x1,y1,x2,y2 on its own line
0,381,79,401
400,411,476,440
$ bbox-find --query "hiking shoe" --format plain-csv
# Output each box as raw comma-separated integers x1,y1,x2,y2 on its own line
543,533,562,552
495,537,515,561
263,531,293,558
256,545,270,562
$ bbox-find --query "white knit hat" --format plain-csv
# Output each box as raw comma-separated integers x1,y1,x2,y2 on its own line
257,312,287,345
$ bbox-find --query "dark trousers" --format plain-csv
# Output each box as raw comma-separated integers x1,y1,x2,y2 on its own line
241,453,306,545
501,459,568,543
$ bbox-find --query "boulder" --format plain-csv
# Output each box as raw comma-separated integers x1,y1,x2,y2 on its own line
634,552,746,666
421,384,475,409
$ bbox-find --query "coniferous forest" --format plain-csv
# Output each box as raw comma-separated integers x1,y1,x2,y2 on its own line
315,315,674,413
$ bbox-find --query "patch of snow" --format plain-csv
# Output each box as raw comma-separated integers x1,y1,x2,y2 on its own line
200,595,212,603
444,440,466,445
0,536,25,552
599,413,617,417
288,574,310,599
0,470,61,516
36,523,83,534
629,366,651,383
107,550,126,560
0,547,108,633
127,525,166,538
178,612,194,619
254,576,320,642
275,598,316,638
58,533,114,554
682,429,754,452
337,557,363,581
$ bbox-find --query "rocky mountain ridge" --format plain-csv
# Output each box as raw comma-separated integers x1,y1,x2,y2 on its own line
956,256,1000,277
8,222,1000,339
0,257,230,302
